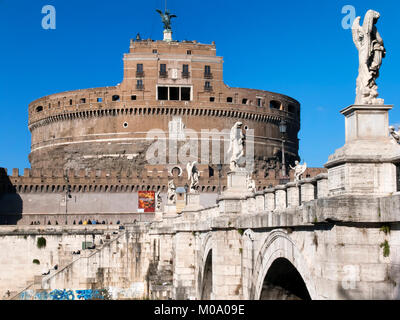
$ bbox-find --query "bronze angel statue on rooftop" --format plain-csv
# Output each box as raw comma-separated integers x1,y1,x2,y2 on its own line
352,10,386,105
156,9,177,31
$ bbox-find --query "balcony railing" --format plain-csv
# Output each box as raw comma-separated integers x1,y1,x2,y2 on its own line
204,72,213,79
136,71,145,78
159,71,168,78
204,86,213,92
182,71,190,79
136,84,144,91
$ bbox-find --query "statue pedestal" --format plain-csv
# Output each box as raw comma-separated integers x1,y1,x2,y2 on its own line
154,210,163,221
163,30,173,42
226,169,249,193
182,192,203,213
325,104,400,196
217,169,254,214
163,203,177,218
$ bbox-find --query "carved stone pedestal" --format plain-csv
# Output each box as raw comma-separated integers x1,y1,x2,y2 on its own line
163,204,177,218
183,192,203,212
163,30,173,42
218,169,254,214
226,169,249,193
325,104,400,196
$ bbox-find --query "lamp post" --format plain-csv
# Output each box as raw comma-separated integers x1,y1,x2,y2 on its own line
217,164,222,195
279,120,287,178
64,175,71,225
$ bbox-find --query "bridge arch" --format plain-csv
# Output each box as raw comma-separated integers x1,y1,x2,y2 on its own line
197,232,213,300
252,230,317,300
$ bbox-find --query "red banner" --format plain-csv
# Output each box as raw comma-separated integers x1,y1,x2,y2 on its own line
138,191,155,213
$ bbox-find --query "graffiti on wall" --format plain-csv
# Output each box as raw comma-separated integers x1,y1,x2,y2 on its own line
18,283,145,300
19,289,109,301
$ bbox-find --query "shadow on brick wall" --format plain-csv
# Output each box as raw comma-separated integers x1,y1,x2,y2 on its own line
0,168,23,225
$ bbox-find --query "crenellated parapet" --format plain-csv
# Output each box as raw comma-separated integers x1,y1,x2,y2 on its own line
0,167,325,195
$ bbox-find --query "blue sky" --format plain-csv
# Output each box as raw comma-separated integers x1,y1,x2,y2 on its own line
0,0,399,172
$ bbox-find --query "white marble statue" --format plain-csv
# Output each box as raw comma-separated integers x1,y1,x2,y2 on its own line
352,10,386,105
247,175,256,193
389,126,400,144
227,122,245,171
167,180,176,204
290,161,307,182
186,161,200,193
155,191,162,211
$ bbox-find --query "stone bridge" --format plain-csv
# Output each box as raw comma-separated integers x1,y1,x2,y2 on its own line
2,104,400,300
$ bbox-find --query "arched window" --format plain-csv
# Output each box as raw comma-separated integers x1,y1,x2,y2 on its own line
36,106,43,113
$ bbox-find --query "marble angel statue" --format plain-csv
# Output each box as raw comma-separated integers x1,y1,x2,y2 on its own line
167,180,176,204
290,161,307,183
186,161,200,193
352,10,386,105
227,122,245,171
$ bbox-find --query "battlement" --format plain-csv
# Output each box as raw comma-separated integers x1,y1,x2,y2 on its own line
0,167,326,194
129,38,216,55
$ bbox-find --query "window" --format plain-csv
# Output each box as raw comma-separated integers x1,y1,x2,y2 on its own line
187,50,192,55
210,97,215,102
36,106,43,113
257,98,263,107
97,98,103,102
131,95,137,101
270,100,281,110
112,95,120,102
160,64,167,77
158,86,168,100
227,97,233,103
80,98,86,104
169,87,179,101
182,64,190,78
181,87,191,101
137,80,144,90
205,81,212,91
69,99,73,106
137,64,143,73
205,65,211,74
152,49,158,54
288,104,295,113
157,86,191,101
242,99,248,105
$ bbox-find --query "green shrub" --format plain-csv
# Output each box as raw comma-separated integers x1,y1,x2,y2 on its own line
37,237,47,249
380,240,390,258
380,225,391,236
33,259,40,265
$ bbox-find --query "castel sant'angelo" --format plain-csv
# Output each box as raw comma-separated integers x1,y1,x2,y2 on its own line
0,11,324,225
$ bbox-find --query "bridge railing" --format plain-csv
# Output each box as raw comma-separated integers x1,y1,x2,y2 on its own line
255,173,328,213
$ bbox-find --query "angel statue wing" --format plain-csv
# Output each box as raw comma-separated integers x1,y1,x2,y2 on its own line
187,162,194,181
300,162,307,176
352,16,363,50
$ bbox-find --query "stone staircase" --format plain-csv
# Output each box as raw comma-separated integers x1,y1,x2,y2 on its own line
10,227,125,300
